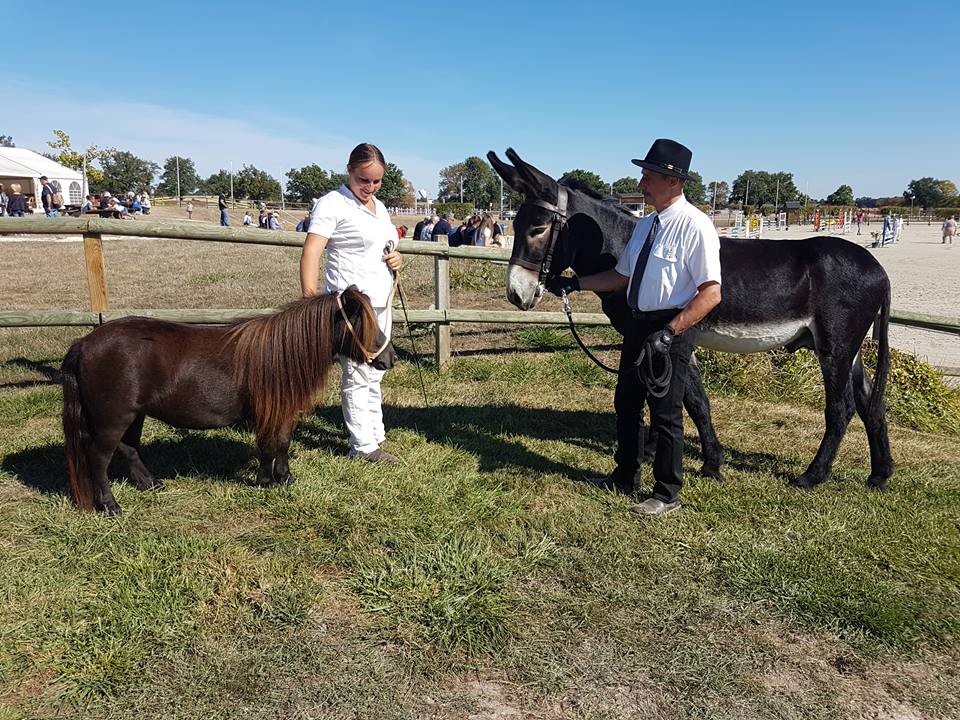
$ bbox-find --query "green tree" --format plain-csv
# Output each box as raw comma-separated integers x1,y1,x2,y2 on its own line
202,170,232,197
855,197,878,208
558,169,607,194
377,162,410,208
97,150,159,194
904,178,944,209
234,165,281,201
938,180,958,199
825,184,854,206
611,176,640,195
285,164,345,203
156,156,200,197
684,171,706,205
46,130,109,187
707,180,729,207
730,170,798,208
438,156,499,208
0,134,14,147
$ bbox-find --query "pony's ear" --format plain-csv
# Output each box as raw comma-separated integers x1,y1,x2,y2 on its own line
487,150,528,195
505,148,557,203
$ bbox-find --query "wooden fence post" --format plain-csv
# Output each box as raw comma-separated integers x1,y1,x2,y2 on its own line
83,232,108,315
434,235,451,367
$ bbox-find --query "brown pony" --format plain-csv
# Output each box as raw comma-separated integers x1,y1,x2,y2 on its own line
61,286,384,514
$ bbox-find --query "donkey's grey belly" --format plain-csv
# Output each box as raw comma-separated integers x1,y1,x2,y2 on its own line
697,318,812,353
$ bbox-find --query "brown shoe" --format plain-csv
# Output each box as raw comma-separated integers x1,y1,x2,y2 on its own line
629,497,681,516
354,448,399,464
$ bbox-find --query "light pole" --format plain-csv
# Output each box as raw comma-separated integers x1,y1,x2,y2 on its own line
175,156,181,206
711,181,717,215
229,161,234,204
500,176,503,216
459,175,463,203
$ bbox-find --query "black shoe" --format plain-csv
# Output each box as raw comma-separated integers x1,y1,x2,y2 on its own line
580,474,633,494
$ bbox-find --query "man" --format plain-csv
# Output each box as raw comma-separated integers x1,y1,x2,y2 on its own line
0,182,7,217
39,176,60,218
218,193,229,226
943,215,957,244
412,216,429,243
547,139,722,516
431,212,454,241
421,215,438,241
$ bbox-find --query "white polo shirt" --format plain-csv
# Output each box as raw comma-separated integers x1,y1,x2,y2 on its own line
615,195,721,312
308,185,396,307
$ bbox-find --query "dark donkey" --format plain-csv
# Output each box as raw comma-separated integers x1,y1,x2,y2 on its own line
489,148,893,491
61,286,386,514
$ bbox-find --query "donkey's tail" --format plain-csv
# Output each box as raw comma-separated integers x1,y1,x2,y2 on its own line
61,345,95,511
869,276,891,420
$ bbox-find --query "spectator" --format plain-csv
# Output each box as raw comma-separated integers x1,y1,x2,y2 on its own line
187,199,194,220
100,192,112,210
0,182,7,216
5,183,27,216
130,194,142,213
412,216,429,242
431,212,454,241
942,215,957,244
243,211,253,226
141,191,151,215
268,211,283,230
80,195,93,214
420,215,437,241
295,212,311,232
397,224,408,239
218,193,229,226
258,209,267,228
40,176,60,218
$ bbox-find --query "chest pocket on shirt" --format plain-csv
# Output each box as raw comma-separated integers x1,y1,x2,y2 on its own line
652,235,680,263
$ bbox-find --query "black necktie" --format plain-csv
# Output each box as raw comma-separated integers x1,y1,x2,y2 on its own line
628,217,660,311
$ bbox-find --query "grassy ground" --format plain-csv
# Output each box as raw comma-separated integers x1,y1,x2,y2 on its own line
1,234,959,718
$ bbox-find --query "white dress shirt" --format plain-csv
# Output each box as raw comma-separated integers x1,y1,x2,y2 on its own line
615,195,722,311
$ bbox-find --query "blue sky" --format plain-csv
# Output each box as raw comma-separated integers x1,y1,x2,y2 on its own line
5,0,957,199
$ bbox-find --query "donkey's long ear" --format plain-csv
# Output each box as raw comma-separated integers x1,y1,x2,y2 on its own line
505,148,558,202
487,151,527,194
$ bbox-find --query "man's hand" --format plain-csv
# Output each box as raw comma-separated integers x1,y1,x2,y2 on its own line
383,250,403,271
644,325,676,355
545,274,580,296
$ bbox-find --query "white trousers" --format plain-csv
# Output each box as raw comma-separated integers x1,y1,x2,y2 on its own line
340,306,391,454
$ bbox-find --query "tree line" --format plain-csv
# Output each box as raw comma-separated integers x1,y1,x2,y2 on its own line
4,131,956,211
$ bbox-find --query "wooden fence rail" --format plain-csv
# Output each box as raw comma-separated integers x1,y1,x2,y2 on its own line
1,217,959,369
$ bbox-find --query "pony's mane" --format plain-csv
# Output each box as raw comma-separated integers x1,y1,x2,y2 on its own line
227,287,377,445
560,179,639,219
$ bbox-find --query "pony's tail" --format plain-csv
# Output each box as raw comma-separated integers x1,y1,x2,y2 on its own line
61,345,95,511
869,277,891,420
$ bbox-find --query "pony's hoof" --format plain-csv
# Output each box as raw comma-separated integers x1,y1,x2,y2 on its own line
787,474,818,491
867,475,890,491
275,473,295,486
700,464,724,483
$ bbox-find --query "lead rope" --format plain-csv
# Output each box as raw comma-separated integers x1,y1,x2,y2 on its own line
559,288,673,396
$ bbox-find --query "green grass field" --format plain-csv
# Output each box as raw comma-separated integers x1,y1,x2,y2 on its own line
1,235,959,718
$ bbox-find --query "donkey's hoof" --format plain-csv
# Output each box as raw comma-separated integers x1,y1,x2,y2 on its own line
787,474,818,491
98,499,123,516
867,475,890,492
700,464,725,483
274,472,295,486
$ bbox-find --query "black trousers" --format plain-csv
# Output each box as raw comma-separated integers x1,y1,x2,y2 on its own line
612,309,698,503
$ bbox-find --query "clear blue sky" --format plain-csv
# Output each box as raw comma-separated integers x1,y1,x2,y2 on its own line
6,0,957,199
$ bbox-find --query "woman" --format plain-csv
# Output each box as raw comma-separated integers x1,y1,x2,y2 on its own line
6,184,27,216
300,143,403,463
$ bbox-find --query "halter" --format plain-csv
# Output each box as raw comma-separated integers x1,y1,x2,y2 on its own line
335,292,391,364
513,185,570,288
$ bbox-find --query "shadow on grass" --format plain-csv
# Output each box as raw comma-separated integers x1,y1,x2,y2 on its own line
2,434,255,498
0,356,62,390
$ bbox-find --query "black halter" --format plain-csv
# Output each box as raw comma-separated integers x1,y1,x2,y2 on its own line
513,185,570,286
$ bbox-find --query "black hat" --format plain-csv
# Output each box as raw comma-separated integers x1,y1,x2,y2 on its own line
631,139,693,180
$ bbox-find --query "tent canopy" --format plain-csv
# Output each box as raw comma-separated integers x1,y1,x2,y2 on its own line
0,147,85,204
0,147,83,181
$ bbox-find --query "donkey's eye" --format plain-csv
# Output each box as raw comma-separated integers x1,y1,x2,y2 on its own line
529,225,549,234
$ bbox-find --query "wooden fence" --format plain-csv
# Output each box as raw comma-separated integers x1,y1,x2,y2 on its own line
1,217,958,370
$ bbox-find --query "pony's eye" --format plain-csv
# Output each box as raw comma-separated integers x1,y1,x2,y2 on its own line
529,225,549,234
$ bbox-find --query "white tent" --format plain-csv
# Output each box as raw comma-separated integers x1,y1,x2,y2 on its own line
0,147,85,206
